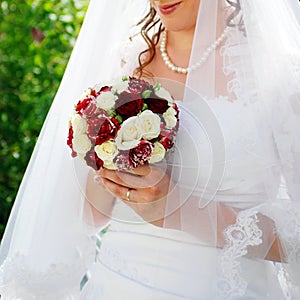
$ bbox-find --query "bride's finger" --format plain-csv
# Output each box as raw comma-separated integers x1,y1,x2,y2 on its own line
124,165,167,186
125,164,152,176
101,178,137,203
100,168,151,189
102,177,166,204
123,170,164,189
99,169,136,188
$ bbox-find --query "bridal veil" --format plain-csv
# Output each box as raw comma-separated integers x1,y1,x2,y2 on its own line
0,0,299,299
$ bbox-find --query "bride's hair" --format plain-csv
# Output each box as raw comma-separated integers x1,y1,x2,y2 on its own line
134,0,242,78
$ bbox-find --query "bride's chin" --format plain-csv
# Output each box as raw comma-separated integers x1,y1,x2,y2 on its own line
161,20,196,32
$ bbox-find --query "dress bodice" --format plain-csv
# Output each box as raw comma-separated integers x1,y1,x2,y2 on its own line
175,96,281,208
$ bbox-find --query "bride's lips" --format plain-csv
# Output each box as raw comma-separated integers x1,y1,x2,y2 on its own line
158,1,182,16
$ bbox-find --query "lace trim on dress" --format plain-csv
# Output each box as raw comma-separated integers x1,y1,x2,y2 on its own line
218,209,262,299
262,202,300,264
260,201,300,299
221,27,258,104
0,232,97,300
277,203,300,264
0,252,85,300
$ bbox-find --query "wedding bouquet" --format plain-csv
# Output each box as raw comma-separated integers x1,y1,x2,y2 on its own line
67,77,179,171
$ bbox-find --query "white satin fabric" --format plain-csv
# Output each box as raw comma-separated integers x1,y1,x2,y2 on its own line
81,205,283,300
0,0,300,299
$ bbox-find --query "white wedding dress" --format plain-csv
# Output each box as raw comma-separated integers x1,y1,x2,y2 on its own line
80,97,286,300
76,11,300,295
1,1,299,299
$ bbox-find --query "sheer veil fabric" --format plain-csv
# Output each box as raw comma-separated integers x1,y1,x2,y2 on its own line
0,0,300,299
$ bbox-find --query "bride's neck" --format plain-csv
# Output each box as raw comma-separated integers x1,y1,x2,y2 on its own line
166,27,195,51
162,27,195,74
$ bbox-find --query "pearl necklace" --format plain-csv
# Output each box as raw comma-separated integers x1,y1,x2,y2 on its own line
160,27,229,74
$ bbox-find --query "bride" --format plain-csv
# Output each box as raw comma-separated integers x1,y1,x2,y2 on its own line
1,0,300,299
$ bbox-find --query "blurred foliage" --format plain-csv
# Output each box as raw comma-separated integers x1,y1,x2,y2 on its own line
0,0,88,240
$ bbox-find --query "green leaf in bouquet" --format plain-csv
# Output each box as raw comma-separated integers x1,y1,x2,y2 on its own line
153,82,162,91
122,76,129,81
142,103,148,111
141,90,152,99
115,114,123,124
108,109,116,117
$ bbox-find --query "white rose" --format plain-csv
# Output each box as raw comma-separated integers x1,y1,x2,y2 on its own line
163,107,177,129
136,110,161,140
95,140,118,163
155,87,173,103
115,116,141,150
96,91,117,110
112,80,129,94
72,134,92,154
149,142,166,164
71,114,87,134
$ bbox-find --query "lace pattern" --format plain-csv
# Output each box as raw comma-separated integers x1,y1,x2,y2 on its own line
0,252,85,300
218,209,262,299
221,27,258,105
277,203,300,264
0,232,97,300
260,201,300,262
260,201,300,299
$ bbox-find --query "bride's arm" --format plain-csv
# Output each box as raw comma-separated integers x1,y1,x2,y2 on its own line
216,203,284,262
84,170,115,227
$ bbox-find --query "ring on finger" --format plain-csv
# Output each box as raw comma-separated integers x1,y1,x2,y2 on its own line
126,188,132,202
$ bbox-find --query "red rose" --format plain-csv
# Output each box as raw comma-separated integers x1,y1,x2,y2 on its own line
99,86,111,93
76,98,91,115
145,94,169,114
110,117,121,128
90,89,99,97
128,78,149,94
159,136,174,150
85,149,103,171
115,92,144,120
96,117,120,145
129,140,154,168
67,125,77,157
159,129,175,150
76,97,98,117
87,116,120,145
173,103,179,119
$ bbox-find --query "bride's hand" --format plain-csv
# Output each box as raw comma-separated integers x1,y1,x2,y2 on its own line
98,164,172,225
